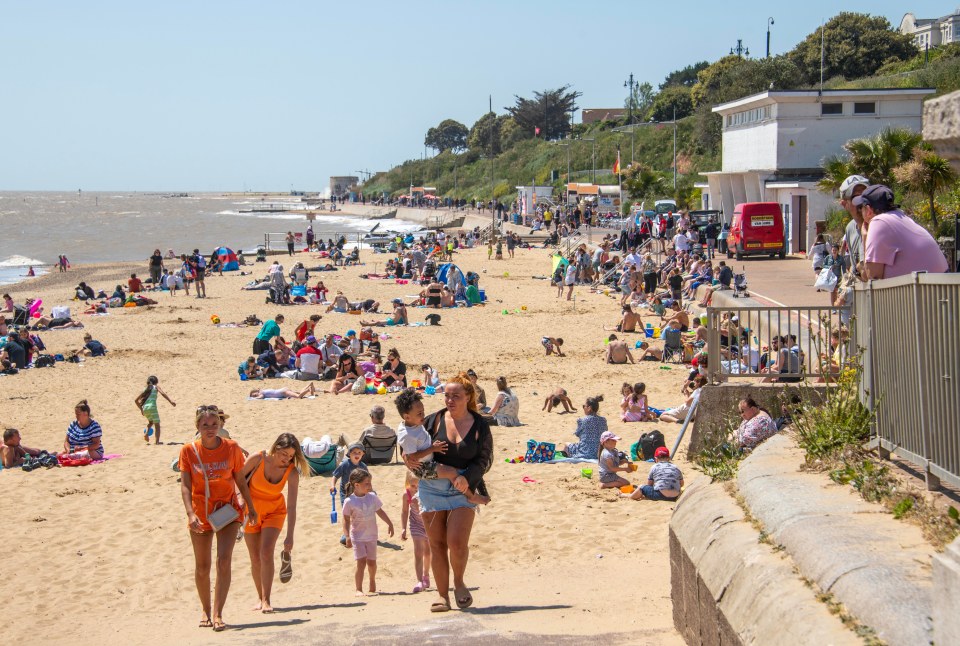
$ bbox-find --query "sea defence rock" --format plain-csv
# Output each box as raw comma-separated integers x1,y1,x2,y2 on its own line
670,477,860,645
924,89,960,173
933,537,960,645
738,434,935,646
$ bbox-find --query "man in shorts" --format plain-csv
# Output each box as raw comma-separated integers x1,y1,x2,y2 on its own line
191,249,207,298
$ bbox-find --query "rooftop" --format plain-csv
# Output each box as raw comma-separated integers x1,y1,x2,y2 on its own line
712,88,937,114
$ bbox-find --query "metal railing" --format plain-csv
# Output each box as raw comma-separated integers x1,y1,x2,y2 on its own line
705,304,850,383
851,272,960,490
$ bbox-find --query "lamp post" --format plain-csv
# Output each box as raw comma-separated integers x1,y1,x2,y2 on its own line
766,18,775,58
672,105,677,191
730,39,750,58
556,142,571,205
623,72,636,126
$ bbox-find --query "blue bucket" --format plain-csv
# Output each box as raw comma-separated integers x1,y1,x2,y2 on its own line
479,289,487,302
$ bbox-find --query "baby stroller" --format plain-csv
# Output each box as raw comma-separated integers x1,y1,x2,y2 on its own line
732,268,749,298
255,245,267,262
422,259,437,280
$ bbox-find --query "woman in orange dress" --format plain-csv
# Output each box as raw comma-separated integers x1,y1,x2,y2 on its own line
179,406,258,632
240,433,308,613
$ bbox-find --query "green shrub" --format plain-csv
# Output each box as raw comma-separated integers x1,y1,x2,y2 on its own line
692,418,744,481
794,365,874,462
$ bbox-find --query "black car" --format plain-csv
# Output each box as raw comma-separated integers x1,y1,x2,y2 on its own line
689,209,722,228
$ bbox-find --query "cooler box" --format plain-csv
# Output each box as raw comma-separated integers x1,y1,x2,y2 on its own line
291,286,307,297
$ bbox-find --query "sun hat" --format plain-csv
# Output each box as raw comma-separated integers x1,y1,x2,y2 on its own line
599,431,621,443
655,447,670,458
839,174,870,200
852,184,895,210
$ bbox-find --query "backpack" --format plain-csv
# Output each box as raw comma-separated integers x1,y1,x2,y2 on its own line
640,430,666,461
34,354,56,368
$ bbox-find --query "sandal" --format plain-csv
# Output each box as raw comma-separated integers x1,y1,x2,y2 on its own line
198,618,213,628
279,550,293,583
455,587,473,609
212,620,227,632
430,599,451,613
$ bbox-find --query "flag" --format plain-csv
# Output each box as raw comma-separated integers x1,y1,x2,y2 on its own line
613,151,621,175
535,126,540,136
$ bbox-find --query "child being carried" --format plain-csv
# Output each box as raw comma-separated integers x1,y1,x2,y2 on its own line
394,388,489,505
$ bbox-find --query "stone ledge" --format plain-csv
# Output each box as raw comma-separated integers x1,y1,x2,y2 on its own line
670,477,861,645
923,90,960,173
738,433,935,646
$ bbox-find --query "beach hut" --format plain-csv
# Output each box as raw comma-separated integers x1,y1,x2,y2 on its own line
215,246,239,271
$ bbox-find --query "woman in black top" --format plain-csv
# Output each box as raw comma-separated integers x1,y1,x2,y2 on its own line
381,348,406,388
404,373,493,612
149,249,164,284
425,279,443,308
329,353,360,395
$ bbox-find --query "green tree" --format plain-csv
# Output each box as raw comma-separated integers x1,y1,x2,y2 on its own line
622,162,668,201
424,119,468,153
843,127,922,187
468,112,503,156
894,147,958,228
817,155,856,195
649,86,693,122
787,12,916,84
505,85,581,141
660,61,710,90
692,55,803,108
498,116,529,151
673,174,701,210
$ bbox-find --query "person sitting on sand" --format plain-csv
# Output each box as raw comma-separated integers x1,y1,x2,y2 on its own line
605,334,635,364
622,447,683,501
249,384,316,399
662,301,690,332
1,294,13,314
636,341,662,361
80,333,107,357
74,282,95,301
424,278,443,308
360,299,407,327
241,356,266,380
542,387,574,414
326,291,350,313
597,431,633,490
62,399,104,460
605,304,640,333
557,395,607,459
486,376,520,427
659,375,706,423
541,336,564,357
329,354,360,395
731,397,778,451
357,406,396,444
620,382,655,422
2,427,42,468
440,286,455,308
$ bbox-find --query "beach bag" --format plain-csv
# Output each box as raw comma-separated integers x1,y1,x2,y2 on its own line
640,430,666,461
814,266,838,291
351,376,366,395
524,439,556,463
34,354,56,368
51,306,70,319
192,444,240,532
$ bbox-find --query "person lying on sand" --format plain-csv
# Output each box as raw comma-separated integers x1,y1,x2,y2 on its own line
2,428,42,468
249,384,316,399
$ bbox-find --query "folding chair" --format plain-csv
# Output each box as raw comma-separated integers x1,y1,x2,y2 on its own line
305,446,339,476
362,435,398,465
662,328,685,363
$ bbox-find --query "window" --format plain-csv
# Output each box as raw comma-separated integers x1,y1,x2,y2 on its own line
821,103,842,116
725,105,771,128
854,102,876,115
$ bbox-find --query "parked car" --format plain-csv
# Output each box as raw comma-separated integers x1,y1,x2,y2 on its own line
689,209,722,228
727,202,786,260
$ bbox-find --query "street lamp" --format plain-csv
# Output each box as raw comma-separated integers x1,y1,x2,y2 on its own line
730,39,749,58
555,142,571,205
766,18,775,58
623,72,636,126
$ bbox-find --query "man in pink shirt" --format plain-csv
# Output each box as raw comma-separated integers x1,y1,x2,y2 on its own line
854,185,948,279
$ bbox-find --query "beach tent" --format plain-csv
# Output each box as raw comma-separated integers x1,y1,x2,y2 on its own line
215,246,239,271
436,262,466,287
551,254,569,274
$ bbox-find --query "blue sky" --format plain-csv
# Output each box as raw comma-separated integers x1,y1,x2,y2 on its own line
0,0,948,191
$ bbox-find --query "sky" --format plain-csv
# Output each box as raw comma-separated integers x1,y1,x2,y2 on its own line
0,0,950,191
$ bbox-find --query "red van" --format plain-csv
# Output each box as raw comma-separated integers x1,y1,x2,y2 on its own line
726,202,786,260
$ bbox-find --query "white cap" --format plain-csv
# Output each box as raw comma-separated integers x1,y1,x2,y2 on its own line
839,175,870,200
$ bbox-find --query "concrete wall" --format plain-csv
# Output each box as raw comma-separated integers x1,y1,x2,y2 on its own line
685,383,828,457
721,122,778,172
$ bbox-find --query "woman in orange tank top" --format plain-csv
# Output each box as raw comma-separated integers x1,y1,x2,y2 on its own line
240,433,308,613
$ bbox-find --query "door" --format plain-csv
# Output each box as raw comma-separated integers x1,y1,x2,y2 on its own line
792,195,807,253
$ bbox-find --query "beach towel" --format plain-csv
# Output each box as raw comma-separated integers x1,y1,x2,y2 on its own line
540,457,599,465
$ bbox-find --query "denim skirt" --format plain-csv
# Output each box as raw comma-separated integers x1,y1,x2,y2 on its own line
418,473,475,513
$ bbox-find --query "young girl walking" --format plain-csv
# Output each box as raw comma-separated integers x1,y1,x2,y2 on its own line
342,469,394,596
400,471,431,593
135,376,176,444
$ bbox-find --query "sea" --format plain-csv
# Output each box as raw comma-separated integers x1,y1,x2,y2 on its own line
0,192,424,286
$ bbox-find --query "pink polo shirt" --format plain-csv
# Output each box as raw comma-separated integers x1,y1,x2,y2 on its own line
864,210,947,278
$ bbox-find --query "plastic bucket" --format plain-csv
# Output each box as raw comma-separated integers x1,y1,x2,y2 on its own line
479,289,486,302
644,328,654,338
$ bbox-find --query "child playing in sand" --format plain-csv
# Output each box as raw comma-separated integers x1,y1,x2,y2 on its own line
542,387,574,413
135,375,176,444
487,239,494,260
395,388,489,505
400,471,431,593
623,446,683,501
342,469,394,596
597,431,633,490
495,238,503,260
541,336,564,357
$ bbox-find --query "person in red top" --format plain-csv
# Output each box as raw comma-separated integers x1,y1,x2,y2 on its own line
179,406,258,632
127,273,143,293
294,314,321,341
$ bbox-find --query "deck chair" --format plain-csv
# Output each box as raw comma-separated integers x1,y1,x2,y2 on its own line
305,446,339,476
362,435,398,465
662,327,685,363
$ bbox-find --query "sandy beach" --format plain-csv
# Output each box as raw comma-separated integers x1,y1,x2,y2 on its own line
1,244,692,645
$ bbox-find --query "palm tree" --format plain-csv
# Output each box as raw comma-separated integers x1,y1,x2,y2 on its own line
893,147,958,229
622,162,668,201
817,155,854,195
843,128,921,188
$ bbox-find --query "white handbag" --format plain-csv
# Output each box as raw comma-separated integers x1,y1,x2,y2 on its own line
814,266,838,291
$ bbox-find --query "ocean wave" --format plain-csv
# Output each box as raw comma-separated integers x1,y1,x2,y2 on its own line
217,210,241,215
0,255,46,267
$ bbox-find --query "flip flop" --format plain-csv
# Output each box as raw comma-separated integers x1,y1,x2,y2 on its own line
212,620,227,632
198,618,213,628
279,550,293,583
455,587,473,609
430,599,451,613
